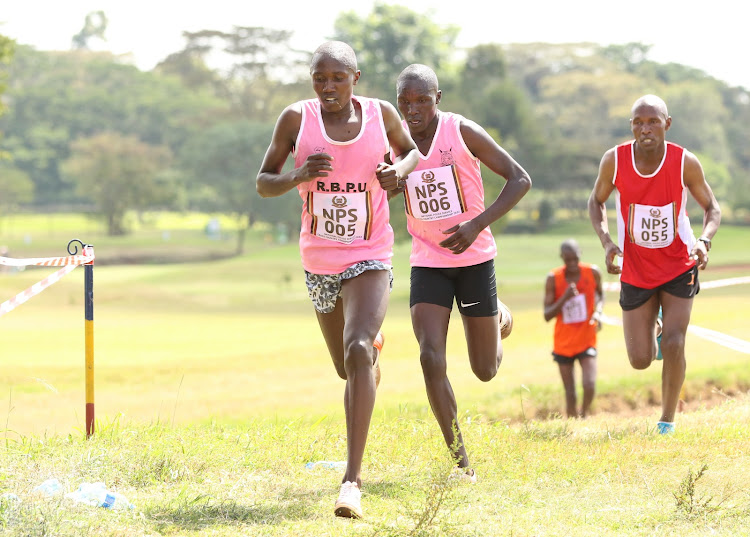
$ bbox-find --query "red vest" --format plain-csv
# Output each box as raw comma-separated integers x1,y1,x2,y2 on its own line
613,141,696,288
553,263,597,356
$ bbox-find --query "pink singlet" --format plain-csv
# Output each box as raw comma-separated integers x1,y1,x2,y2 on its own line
613,141,697,289
294,96,393,275
402,112,496,268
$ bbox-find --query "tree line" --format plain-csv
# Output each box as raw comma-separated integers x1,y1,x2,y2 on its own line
1,4,748,251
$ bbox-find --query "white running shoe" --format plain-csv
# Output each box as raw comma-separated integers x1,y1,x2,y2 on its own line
498,299,513,340
334,481,362,519
449,467,478,484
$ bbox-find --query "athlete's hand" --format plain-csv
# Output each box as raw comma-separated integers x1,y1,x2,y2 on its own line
589,311,603,331
604,242,623,274
439,221,481,255
691,242,709,270
295,153,333,183
562,283,578,301
375,162,404,191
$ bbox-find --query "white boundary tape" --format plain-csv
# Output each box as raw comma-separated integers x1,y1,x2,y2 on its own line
0,253,94,267
0,250,95,318
603,275,750,292
686,325,750,354
600,276,750,354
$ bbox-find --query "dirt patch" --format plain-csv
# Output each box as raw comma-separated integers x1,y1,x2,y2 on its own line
594,381,747,418
517,379,750,422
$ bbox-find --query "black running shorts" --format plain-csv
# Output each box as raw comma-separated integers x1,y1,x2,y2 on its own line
553,347,597,365
410,260,498,317
619,265,700,311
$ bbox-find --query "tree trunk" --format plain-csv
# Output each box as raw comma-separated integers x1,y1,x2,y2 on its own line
235,212,253,255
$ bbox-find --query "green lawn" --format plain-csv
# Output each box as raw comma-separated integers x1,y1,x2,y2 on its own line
1,216,749,535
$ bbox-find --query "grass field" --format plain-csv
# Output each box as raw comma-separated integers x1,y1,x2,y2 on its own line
1,215,749,535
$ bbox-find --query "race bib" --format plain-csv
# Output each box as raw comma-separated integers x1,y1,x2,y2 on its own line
404,166,466,221
308,191,371,244
628,203,676,249
562,294,587,324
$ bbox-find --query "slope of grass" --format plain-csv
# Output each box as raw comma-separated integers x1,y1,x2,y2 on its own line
1,398,749,536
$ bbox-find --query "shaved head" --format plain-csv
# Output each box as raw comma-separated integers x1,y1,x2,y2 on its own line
311,41,358,73
631,94,669,120
560,238,581,256
397,64,439,94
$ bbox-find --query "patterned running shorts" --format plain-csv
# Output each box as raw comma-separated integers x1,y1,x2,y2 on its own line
305,260,393,314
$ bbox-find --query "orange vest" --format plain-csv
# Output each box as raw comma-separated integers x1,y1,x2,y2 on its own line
553,263,597,356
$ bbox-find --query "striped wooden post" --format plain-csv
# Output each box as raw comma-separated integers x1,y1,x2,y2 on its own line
84,246,95,438
68,240,95,438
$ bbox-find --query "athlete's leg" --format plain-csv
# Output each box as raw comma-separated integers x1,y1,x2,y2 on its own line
316,302,346,379
411,302,469,466
579,355,597,418
462,314,501,382
457,261,502,380
658,291,693,423
556,360,577,418
316,269,389,487
621,294,661,369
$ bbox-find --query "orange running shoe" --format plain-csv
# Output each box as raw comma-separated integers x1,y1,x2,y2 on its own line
373,331,384,388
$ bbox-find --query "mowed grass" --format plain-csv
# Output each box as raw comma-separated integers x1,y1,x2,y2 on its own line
2,221,748,434
1,218,749,535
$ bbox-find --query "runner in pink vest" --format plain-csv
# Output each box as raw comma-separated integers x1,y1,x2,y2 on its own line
257,41,418,519
589,94,721,434
393,64,531,482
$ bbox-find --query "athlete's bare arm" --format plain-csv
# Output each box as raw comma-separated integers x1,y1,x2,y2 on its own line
438,119,531,254
375,101,418,191
588,149,621,274
257,104,334,198
683,151,721,269
543,273,577,322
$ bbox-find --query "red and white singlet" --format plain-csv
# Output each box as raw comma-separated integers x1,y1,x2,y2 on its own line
613,141,697,289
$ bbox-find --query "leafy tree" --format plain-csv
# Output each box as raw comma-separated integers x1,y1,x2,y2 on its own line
158,27,310,122
179,121,286,254
71,11,108,50
0,45,226,205
600,42,651,72
333,3,459,101
62,132,173,235
462,44,507,88
0,164,34,217
0,32,15,154
663,82,731,164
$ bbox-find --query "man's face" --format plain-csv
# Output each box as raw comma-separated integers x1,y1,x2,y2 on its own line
396,78,440,135
310,55,359,113
561,248,580,271
630,103,671,151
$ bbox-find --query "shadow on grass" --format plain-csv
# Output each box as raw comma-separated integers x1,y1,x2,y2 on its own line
145,492,318,532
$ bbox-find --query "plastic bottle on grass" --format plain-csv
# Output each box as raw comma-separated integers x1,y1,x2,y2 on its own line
65,482,134,510
33,478,63,497
305,460,347,471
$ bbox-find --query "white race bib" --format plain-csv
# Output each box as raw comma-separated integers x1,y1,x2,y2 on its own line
404,166,466,221
562,294,588,324
308,192,370,244
628,203,675,249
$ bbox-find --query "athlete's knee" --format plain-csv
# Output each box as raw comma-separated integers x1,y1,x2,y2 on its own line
660,331,686,358
471,360,498,382
343,338,373,372
628,350,652,370
419,347,447,379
